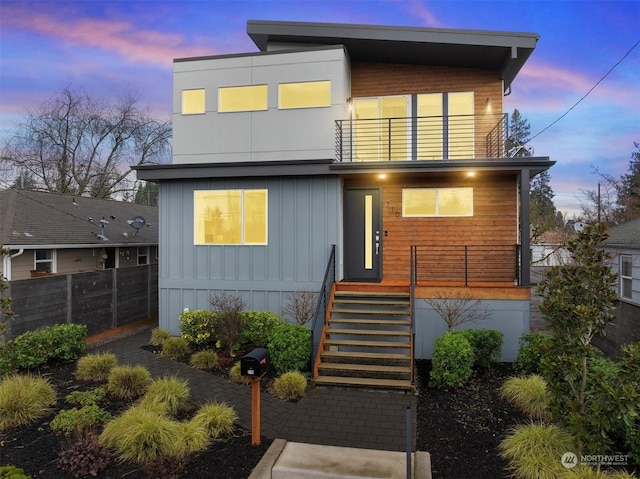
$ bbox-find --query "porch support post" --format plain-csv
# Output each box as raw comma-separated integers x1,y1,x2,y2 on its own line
519,169,531,287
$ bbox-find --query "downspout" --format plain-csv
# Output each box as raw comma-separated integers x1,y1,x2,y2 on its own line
3,249,24,281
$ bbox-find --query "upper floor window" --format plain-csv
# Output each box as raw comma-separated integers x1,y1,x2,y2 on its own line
278,80,331,109
402,187,473,217
182,89,205,115
218,85,268,112
621,254,633,300
34,249,55,272
194,190,268,245
137,246,149,265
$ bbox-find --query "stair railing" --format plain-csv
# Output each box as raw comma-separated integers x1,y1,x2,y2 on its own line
310,245,336,377
410,246,416,386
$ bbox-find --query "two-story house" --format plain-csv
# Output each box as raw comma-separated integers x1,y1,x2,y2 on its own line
135,20,554,389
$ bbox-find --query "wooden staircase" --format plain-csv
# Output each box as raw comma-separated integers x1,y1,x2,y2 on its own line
313,285,413,391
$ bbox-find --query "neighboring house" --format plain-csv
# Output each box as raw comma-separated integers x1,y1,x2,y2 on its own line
0,189,158,281
599,218,640,356
135,20,554,387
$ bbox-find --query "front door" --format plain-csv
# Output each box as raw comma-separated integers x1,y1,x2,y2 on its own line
344,188,382,281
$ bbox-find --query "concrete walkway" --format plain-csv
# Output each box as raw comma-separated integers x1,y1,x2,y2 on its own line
92,328,416,452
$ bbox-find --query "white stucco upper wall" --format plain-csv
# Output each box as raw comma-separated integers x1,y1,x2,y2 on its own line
173,47,350,164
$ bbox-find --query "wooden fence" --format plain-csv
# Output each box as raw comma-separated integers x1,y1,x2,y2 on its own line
4,264,158,341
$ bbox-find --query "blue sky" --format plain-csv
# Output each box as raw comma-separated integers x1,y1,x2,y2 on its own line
1,0,639,216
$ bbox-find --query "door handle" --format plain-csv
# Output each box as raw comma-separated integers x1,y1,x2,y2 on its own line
375,242,379,255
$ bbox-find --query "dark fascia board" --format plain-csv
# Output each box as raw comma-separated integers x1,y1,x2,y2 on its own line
134,158,554,181
246,20,539,91
174,44,345,64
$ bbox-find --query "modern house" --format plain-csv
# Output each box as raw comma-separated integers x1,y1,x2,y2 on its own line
0,189,158,281
599,219,640,356
135,20,554,389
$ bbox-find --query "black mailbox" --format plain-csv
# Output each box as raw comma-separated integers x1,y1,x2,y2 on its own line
241,348,270,377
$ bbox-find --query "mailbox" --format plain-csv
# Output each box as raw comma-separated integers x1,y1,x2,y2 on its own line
241,348,270,377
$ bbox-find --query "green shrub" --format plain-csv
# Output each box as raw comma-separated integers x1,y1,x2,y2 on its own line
458,329,503,368
0,465,32,479
272,371,307,401
161,337,190,360
50,404,112,435
190,350,219,370
57,434,112,478
179,310,218,350
149,328,171,347
0,374,56,431
106,365,151,399
498,422,574,479
140,376,190,416
65,387,106,407
267,323,311,374
239,311,285,349
99,405,182,464
75,352,117,381
0,324,87,372
514,332,552,375
228,361,251,385
500,375,551,421
191,402,237,439
429,332,474,389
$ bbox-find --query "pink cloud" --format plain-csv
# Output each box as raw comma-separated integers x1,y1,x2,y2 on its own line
402,0,445,28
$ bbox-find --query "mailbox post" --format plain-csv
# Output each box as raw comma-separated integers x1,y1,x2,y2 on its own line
240,348,269,445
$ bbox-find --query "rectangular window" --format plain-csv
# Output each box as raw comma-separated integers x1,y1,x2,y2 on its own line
279,80,331,109
218,85,268,112
402,188,473,217
621,254,633,300
137,246,149,265
182,89,205,115
34,249,55,272
194,190,268,245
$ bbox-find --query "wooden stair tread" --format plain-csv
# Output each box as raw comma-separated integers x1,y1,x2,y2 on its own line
313,375,413,390
318,363,410,373
329,318,411,326
333,299,410,306
321,350,411,361
326,328,410,337
324,339,409,348
331,308,409,315
334,291,409,297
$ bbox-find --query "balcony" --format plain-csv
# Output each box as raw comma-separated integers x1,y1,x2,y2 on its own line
335,113,508,162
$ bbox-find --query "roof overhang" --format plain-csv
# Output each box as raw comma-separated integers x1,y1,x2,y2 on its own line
247,20,539,92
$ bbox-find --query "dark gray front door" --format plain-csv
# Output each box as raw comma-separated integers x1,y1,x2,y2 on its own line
344,188,381,281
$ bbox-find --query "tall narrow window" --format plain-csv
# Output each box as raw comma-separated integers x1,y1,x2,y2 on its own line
137,246,149,265
218,85,268,112
279,81,331,109
182,89,205,115
194,190,268,245
621,255,633,300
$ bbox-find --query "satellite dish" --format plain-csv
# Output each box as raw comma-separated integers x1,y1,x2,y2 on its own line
573,222,586,233
128,216,146,235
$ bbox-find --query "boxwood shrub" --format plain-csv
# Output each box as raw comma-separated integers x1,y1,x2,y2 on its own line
267,323,311,374
458,329,503,368
430,331,474,389
239,311,285,349
513,332,552,375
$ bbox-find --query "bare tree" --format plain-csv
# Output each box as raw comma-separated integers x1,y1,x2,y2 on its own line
424,291,491,331
209,291,246,357
2,87,171,198
579,166,620,226
282,290,319,326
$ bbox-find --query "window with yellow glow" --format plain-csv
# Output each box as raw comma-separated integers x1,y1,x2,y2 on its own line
218,85,268,112
182,89,205,115
278,81,331,109
402,188,473,217
194,190,268,245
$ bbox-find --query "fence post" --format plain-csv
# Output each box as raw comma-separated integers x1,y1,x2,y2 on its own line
66,274,73,324
112,268,118,329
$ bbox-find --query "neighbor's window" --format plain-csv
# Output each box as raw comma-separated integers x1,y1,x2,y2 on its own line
402,187,473,217
278,80,331,109
182,89,205,115
218,85,268,112
137,246,149,265
621,254,633,300
34,249,55,272
194,189,268,245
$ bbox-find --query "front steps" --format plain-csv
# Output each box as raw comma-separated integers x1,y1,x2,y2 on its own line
314,287,413,391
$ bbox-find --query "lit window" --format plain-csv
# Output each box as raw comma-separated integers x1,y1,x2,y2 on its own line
621,255,633,300
218,85,268,112
402,188,473,217
34,249,55,272
194,190,268,245
279,80,331,109
138,246,149,265
182,89,205,115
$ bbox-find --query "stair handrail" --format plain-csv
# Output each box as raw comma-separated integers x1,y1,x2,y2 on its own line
410,246,416,386
310,245,336,376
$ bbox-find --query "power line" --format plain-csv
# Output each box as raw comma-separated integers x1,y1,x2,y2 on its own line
530,38,640,143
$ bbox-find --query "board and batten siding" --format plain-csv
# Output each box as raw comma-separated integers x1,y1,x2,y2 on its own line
378,174,518,281
159,176,341,334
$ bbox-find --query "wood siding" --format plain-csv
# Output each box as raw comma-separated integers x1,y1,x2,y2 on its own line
377,173,518,281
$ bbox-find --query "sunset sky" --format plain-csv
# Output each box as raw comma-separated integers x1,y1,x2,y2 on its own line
1,0,638,217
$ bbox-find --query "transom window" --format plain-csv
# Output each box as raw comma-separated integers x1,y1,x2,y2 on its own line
34,249,55,272
218,85,268,112
402,188,473,217
621,254,633,300
182,89,205,115
278,80,331,109
194,190,268,245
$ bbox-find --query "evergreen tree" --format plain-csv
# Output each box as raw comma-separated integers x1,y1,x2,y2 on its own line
616,142,640,222
507,109,532,157
134,181,159,206
530,170,558,241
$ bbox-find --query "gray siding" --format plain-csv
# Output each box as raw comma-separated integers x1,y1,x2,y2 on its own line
158,176,341,334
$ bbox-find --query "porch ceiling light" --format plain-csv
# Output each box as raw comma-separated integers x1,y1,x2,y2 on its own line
378,174,387,180
466,171,476,178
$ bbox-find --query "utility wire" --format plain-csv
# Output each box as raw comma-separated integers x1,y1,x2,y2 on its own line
529,38,640,143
